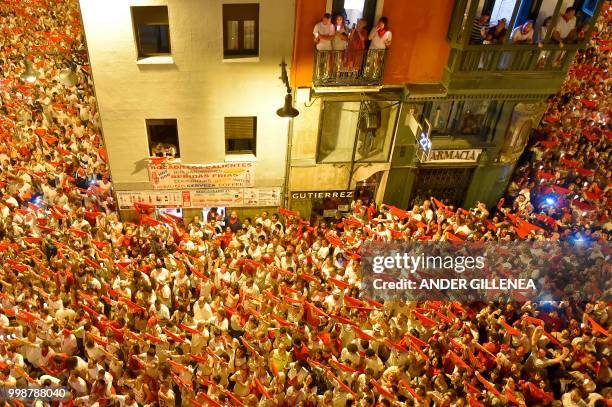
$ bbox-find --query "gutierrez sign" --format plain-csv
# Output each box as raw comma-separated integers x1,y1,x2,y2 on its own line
291,190,354,200
424,149,482,163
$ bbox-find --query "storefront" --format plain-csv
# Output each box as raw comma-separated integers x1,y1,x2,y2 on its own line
289,190,355,223
409,148,482,206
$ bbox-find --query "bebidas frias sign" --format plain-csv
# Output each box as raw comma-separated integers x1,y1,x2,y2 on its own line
425,149,482,163
291,190,354,200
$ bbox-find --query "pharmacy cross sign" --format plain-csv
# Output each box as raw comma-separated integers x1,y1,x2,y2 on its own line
415,119,432,162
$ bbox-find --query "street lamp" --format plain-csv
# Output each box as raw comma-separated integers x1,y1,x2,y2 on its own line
276,60,299,119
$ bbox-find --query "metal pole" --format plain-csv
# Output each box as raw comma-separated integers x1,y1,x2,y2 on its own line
283,117,293,208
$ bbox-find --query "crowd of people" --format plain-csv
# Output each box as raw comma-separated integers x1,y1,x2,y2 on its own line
0,0,610,406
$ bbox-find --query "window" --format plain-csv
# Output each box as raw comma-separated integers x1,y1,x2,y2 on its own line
426,100,497,137
131,6,171,58
332,0,378,30
223,4,259,58
225,116,257,155
147,119,179,158
318,101,398,163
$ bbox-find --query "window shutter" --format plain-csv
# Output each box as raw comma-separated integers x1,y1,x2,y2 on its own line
225,117,256,140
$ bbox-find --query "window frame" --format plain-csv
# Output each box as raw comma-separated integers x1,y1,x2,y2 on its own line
146,118,180,158
131,6,172,58
222,3,260,58
316,99,399,164
425,100,500,139
224,116,257,156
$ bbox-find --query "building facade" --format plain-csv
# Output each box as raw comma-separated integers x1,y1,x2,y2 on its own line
79,0,295,220
287,0,604,220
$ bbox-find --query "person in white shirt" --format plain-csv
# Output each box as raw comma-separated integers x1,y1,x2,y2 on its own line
552,6,577,46
511,20,535,44
313,13,335,51
369,17,392,49
313,13,336,81
60,329,78,355
366,16,391,80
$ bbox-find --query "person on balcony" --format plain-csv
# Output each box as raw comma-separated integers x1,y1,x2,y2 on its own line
552,6,577,47
368,17,392,49
365,17,391,80
313,13,336,80
470,13,491,44
332,15,348,51
345,18,368,75
332,15,348,77
313,13,336,50
511,20,535,44
483,18,507,44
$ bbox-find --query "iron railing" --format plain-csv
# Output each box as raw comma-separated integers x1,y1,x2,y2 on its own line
447,44,579,73
313,48,387,87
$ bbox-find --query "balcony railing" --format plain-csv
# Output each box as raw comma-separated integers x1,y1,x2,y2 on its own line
447,44,578,73
313,49,387,87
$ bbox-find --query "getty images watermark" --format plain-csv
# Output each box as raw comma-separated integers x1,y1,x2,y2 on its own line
360,241,611,302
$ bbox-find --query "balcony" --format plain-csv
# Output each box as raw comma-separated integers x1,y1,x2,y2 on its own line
313,49,387,87
443,0,605,95
443,44,579,94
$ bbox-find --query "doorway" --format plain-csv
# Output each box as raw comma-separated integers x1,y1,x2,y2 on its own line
409,167,475,207
332,0,378,30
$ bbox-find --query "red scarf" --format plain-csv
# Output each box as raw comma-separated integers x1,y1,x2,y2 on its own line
377,28,388,38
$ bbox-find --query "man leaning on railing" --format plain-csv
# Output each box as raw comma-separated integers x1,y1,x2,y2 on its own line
313,13,335,80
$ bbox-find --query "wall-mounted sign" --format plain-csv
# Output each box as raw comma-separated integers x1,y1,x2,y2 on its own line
117,190,184,209
148,162,254,190
290,190,354,200
117,187,281,210
424,149,482,163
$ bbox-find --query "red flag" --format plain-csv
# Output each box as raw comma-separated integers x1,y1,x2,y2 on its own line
240,337,259,356
464,380,481,395
163,328,186,343
167,359,189,372
432,197,446,209
405,333,427,348
475,372,504,399
501,320,521,336
414,311,437,327
524,382,555,402
147,156,167,165
400,379,422,401
446,232,463,242
278,208,298,217
133,202,155,214
468,396,485,407
330,359,357,373
522,315,544,326
370,379,395,400
177,323,200,335
271,314,292,327
354,327,375,341
505,387,520,405
22,237,43,244
586,316,610,337
98,148,108,163
325,232,343,247
140,215,161,226
254,378,271,399
448,350,470,370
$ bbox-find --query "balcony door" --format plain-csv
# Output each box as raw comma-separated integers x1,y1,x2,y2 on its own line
332,0,377,30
